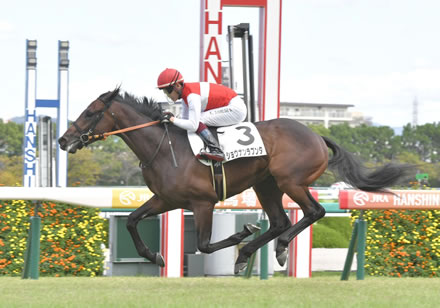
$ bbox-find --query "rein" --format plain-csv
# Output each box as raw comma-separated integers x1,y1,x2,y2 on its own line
86,120,160,142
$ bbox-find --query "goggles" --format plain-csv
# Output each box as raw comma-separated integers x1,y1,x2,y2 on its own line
162,85,174,95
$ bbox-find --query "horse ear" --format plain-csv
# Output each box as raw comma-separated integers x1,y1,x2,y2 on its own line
107,86,121,101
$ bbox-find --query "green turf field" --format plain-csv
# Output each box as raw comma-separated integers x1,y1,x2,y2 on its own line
1,275,439,308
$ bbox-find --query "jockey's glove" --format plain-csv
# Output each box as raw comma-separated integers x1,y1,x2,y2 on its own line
160,112,174,124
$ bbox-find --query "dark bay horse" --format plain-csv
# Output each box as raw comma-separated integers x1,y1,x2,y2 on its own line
59,88,412,273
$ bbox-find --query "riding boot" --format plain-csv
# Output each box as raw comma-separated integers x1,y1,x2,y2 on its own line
196,128,225,162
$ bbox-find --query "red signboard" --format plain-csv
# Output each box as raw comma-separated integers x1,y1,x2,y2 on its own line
339,190,440,210
214,188,318,210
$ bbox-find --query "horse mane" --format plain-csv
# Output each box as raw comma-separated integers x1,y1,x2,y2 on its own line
100,87,164,121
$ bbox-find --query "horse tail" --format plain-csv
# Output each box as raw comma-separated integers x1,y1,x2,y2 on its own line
322,136,413,192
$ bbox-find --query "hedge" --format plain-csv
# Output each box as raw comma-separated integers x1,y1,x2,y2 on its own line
313,217,351,248
0,200,107,277
352,209,440,277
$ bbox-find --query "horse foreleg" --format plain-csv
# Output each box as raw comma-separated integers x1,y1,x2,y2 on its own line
275,186,325,266
126,195,167,266
192,203,260,254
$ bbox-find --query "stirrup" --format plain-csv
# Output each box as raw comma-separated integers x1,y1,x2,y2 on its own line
196,150,225,162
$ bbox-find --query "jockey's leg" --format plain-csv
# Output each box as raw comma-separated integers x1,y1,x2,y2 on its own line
196,123,225,162
197,96,247,162
200,96,247,126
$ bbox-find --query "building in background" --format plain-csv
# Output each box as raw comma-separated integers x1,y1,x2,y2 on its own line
280,102,370,128
163,101,371,128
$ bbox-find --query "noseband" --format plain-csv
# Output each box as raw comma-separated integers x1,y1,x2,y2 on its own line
72,98,116,146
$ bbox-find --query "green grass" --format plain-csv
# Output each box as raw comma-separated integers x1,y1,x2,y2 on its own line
1,276,440,308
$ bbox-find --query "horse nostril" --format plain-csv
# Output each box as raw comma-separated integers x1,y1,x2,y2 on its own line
58,137,66,149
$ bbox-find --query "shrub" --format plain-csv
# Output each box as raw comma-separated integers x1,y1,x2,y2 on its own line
0,200,107,277
352,210,440,277
312,217,351,248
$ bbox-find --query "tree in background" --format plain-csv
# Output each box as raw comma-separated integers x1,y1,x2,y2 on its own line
67,149,101,186
0,156,22,186
308,122,440,187
1,119,439,187
0,120,23,185
88,136,144,186
0,120,23,156
400,123,440,163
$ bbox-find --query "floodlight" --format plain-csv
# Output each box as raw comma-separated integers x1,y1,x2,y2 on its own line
58,40,70,70
26,39,37,69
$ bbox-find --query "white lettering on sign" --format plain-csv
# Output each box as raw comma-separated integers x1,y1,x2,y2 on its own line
353,191,369,206
112,189,154,208
203,0,222,83
371,194,389,203
394,193,440,207
137,193,151,203
23,109,37,187
119,190,136,206
223,196,238,207
242,189,257,207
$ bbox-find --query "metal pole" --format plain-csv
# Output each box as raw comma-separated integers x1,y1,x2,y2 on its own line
356,211,367,280
247,34,256,122
241,30,249,119
259,215,269,280
244,222,261,278
227,25,234,89
22,202,41,280
57,40,69,187
23,39,38,188
341,220,359,280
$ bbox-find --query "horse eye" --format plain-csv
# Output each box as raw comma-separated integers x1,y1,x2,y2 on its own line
85,111,94,118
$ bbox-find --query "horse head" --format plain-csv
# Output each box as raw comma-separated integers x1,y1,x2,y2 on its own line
58,87,120,153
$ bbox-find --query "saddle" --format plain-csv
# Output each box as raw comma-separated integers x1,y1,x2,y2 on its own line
187,122,267,201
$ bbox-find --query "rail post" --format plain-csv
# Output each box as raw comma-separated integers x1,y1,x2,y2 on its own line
356,211,367,280
22,202,41,280
341,210,367,280
259,215,269,280
244,222,261,278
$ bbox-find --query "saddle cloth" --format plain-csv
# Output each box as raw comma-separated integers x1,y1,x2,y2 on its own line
187,122,267,166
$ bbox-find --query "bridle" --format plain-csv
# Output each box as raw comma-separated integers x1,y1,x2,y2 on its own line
70,95,174,167
72,98,117,146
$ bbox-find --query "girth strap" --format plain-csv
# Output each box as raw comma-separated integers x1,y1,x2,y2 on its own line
210,161,226,201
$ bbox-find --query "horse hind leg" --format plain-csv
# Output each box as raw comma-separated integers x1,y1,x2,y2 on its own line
275,185,325,266
234,176,291,274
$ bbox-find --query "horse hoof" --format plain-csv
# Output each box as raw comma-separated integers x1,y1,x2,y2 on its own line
276,249,288,267
245,223,261,234
155,253,165,267
234,262,248,274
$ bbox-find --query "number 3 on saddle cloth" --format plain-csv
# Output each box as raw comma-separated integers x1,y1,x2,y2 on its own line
187,122,267,201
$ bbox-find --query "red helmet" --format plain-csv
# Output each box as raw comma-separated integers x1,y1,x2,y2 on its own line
157,68,184,89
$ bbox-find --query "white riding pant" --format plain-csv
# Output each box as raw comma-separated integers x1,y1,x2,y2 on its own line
200,96,247,127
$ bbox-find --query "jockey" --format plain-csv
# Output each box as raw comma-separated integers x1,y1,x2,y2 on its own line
157,68,247,162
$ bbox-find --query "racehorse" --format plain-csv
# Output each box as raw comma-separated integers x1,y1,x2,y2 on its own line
59,88,412,273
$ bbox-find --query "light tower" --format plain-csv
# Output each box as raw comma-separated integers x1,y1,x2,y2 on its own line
23,40,70,187
412,96,418,127
23,40,38,187
57,41,70,187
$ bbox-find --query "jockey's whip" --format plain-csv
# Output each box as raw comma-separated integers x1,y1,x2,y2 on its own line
164,123,178,168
